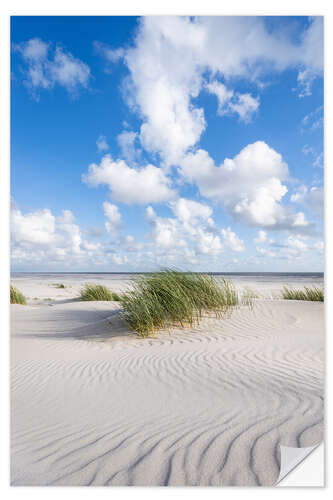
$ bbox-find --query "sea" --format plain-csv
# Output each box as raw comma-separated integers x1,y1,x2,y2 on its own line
11,272,324,288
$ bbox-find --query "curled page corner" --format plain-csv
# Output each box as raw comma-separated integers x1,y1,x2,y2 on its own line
276,443,322,485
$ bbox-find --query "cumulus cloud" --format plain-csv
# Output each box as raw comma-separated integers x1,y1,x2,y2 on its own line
180,141,314,233
82,154,176,204
221,227,245,252
169,198,214,235
11,206,56,245
146,198,223,258
206,80,259,122
254,230,267,244
145,206,188,251
11,204,127,268
291,185,323,217
96,135,109,152
228,93,259,122
14,38,91,98
103,202,122,237
99,16,322,164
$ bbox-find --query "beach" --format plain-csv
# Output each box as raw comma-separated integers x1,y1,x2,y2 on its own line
11,273,324,486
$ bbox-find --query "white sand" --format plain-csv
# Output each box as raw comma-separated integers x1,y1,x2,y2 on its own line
11,278,324,486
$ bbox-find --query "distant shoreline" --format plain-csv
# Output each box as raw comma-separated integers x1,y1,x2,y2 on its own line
11,271,324,276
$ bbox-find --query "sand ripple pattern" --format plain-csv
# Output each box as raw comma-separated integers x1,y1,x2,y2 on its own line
11,300,324,486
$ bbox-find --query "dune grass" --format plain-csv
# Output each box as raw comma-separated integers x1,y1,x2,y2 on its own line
80,284,121,301
120,269,240,338
54,283,65,289
10,285,27,305
241,286,259,308
281,285,324,302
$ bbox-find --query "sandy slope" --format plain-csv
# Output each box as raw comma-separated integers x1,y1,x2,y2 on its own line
11,299,324,486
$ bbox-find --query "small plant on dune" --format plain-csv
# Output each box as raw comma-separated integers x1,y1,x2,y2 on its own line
281,285,324,302
241,287,259,308
55,283,65,289
10,285,26,305
119,269,241,338
80,284,121,301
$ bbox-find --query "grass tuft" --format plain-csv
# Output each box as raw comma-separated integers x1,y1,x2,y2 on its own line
241,286,259,308
281,285,324,302
80,284,121,301
10,285,27,305
120,269,241,338
54,283,65,289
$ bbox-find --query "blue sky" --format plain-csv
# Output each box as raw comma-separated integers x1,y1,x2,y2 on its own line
11,16,324,272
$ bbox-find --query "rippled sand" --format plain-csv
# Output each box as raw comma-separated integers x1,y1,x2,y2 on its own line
11,290,324,486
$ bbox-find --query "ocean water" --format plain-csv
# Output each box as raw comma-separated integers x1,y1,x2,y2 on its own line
11,271,324,289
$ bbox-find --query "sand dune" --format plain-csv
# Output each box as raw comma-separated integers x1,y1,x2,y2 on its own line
11,297,324,486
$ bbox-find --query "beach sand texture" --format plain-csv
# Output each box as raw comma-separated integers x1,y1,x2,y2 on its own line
11,278,324,486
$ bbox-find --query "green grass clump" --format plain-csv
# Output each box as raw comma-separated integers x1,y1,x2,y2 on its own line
281,285,324,302
120,269,240,338
10,285,26,305
54,283,65,289
80,284,121,301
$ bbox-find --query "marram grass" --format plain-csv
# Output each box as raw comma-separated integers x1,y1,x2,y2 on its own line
281,285,324,302
119,269,243,338
80,284,121,301
10,285,27,305
54,283,65,289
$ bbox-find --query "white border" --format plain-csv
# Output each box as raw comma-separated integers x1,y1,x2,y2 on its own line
1,1,331,498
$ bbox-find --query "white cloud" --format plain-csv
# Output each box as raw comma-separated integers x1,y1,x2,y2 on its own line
117,131,140,163
302,105,323,132
50,46,90,91
254,230,267,244
93,41,125,65
297,69,316,98
180,141,314,232
221,227,245,252
103,201,122,237
82,154,176,204
313,152,323,168
206,81,234,113
286,234,308,251
11,203,127,269
105,16,322,165
16,37,49,61
302,145,315,156
290,185,307,203
256,247,276,258
169,198,213,235
146,199,223,257
145,206,188,250
229,93,259,122
14,38,91,98
196,228,223,255
11,206,55,245
96,135,109,152
301,144,323,168
206,80,259,122
291,185,323,217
